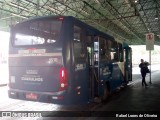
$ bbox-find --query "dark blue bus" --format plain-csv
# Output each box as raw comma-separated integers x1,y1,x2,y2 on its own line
8,16,132,104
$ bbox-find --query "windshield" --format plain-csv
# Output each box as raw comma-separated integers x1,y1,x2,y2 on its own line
13,19,62,46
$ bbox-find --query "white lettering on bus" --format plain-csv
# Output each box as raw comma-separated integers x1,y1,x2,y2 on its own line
26,70,38,75
75,64,86,71
18,49,46,54
21,77,43,82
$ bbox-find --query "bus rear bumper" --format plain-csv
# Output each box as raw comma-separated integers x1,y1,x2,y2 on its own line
8,89,68,104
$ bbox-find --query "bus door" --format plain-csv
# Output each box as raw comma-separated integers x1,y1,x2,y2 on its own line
87,36,100,100
124,47,132,82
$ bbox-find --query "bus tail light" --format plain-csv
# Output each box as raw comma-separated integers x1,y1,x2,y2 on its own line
59,68,68,91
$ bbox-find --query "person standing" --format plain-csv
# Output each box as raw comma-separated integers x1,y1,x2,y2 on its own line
139,59,148,87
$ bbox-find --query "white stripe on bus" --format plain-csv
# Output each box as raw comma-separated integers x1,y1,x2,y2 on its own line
9,53,62,57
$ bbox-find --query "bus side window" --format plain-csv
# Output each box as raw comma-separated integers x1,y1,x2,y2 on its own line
87,36,93,65
73,26,86,62
99,37,112,61
119,44,124,62
111,41,119,62
99,37,106,60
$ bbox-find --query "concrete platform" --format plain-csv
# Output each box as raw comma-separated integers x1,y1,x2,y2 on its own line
99,70,160,111
81,70,160,120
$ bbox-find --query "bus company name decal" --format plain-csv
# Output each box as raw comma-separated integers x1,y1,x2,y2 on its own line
21,76,43,82
21,69,43,82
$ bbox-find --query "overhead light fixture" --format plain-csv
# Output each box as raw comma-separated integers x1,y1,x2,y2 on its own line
157,35,160,38
135,0,138,3
155,17,158,20
155,15,158,20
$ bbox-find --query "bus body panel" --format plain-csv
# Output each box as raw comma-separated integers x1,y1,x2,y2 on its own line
98,61,124,96
9,66,60,92
110,62,124,92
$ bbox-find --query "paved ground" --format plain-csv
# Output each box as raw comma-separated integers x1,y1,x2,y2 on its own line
40,69,160,120
83,70,160,120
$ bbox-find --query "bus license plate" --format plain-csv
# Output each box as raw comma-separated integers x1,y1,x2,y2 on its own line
26,93,38,100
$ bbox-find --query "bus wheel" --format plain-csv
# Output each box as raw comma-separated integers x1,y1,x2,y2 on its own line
102,81,110,101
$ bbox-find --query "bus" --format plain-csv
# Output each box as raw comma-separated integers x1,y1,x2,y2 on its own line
8,16,132,104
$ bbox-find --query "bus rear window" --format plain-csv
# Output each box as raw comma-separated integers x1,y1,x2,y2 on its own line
13,20,62,46
15,34,45,45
